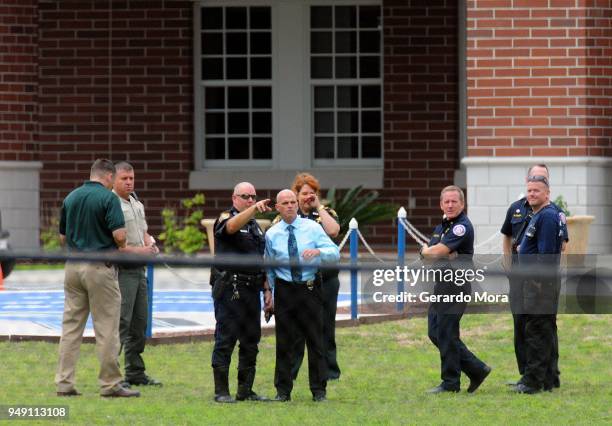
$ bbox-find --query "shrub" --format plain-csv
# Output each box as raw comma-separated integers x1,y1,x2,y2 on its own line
158,193,207,255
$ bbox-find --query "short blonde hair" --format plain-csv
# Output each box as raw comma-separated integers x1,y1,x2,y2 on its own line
440,185,465,203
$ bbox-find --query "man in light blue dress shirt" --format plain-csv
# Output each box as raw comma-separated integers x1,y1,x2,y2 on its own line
265,189,340,402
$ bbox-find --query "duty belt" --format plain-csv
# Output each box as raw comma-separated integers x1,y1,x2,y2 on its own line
229,272,264,286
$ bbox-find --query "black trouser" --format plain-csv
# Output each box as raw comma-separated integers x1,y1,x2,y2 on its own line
291,274,341,381
118,267,149,381
427,303,488,390
274,280,326,397
510,274,560,384
211,282,261,369
522,314,556,390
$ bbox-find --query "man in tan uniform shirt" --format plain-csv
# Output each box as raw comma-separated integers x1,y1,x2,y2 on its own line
113,161,161,387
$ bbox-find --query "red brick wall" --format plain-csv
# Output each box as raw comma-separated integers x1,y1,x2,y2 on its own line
467,0,612,157
35,0,460,248
37,0,205,222
379,0,459,244
0,0,38,161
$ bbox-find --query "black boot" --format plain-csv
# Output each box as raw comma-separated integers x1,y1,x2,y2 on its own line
213,366,236,403
236,367,268,401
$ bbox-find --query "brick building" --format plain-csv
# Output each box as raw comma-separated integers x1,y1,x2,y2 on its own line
0,0,610,253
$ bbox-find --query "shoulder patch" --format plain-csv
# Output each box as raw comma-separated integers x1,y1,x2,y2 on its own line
559,212,567,225
452,224,466,237
327,207,338,219
219,212,230,221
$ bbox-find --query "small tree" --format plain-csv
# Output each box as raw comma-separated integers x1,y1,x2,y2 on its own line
158,193,207,255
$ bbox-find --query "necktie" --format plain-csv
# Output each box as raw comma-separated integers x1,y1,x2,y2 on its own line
287,224,301,282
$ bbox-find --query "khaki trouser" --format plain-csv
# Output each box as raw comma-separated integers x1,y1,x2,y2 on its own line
55,262,123,395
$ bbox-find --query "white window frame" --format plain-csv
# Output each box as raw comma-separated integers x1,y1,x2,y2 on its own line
191,0,383,189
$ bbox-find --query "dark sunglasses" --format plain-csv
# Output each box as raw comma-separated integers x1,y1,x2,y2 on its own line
236,194,257,201
527,175,549,187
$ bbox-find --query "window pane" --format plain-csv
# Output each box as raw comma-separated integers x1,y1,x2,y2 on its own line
250,7,271,29
337,111,358,133
359,31,380,54
226,32,247,54
311,6,332,29
228,137,249,159
206,137,225,159
359,6,380,29
205,87,224,109
337,86,358,108
205,113,225,134
226,58,247,79
228,112,249,134
253,137,272,159
228,87,249,109
359,56,379,78
335,6,356,28
226,7,246,29
252,87,271,109
335,57,356,78
361,86,381,108
251,32,271,54
311,32,332,54
202,32,222,55
362,136,381,158
338,136,358,158
311,57,333,79
202,7,222,30
202,58,223,80
314,137,334,158
361,111,381,132
315,111,334,133
250,57,271,79
252,112,271,133
314,86,334,108
335,31,356,54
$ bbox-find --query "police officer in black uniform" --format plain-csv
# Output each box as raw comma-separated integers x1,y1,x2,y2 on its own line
210,182,273,403
513,175,563,394
421,185,491,394
501,164,567,389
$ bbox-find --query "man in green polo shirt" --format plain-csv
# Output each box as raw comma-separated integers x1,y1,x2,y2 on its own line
113,161,161,387
55,158,140,398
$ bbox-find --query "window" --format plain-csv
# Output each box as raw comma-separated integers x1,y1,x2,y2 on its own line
192,1,383,189
200,6,273,162
311,5,382,161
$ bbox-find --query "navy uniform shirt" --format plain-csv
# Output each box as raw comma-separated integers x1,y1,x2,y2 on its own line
428,211,474,298
518,204,563,257
214,207,265,275
501,197,568,254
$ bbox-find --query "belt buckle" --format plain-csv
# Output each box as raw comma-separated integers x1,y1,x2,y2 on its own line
306,279,314,291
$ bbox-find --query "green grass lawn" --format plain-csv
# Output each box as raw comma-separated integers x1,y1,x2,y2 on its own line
0,314,610,425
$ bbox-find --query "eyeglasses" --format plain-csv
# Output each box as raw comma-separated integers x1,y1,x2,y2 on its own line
235,194,257,201
527,175,549,187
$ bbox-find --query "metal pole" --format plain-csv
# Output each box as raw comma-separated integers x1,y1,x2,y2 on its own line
146,263,154,338
349,218,359,320
397,207,407,313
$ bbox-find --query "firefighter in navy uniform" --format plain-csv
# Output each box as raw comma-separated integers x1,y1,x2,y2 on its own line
501,164,567,389
513,175,563,394
420,185,491,394
210,182,273,403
